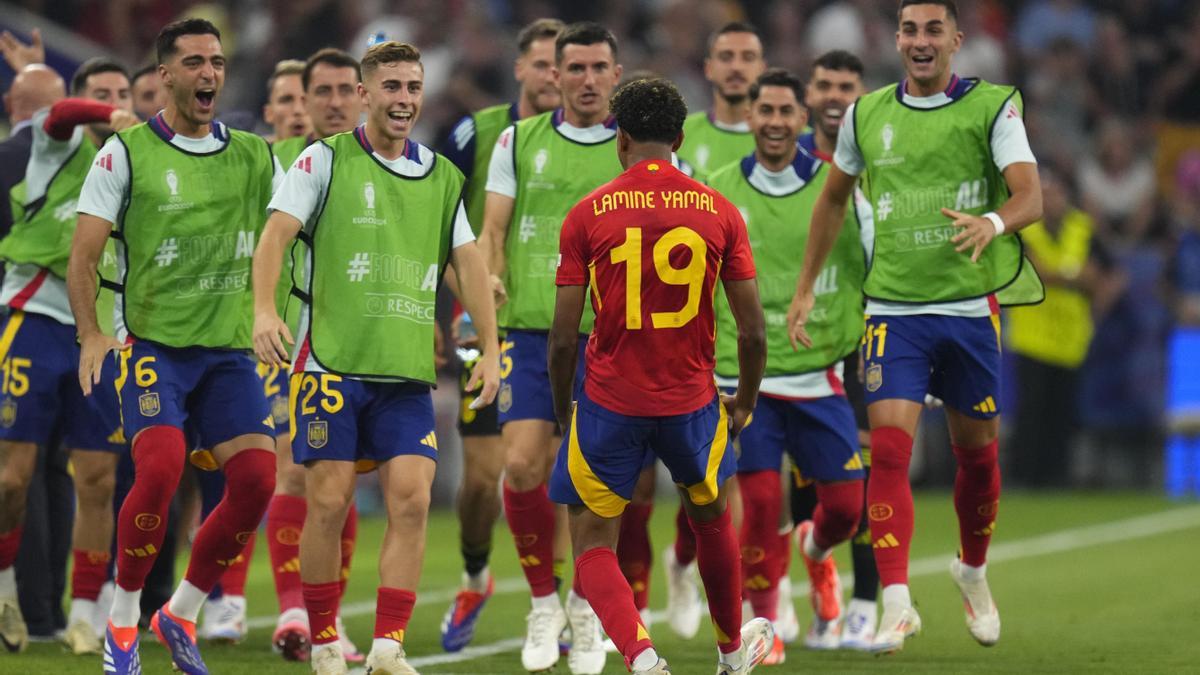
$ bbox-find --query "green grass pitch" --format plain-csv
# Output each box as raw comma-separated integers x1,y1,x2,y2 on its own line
13,491,1200,673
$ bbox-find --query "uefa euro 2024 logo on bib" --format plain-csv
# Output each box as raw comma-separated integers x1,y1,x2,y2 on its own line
534,149,549,175
881,124,895,154
364,181,376,211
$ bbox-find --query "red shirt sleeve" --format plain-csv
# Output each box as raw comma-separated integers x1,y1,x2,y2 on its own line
719,196,756,281
556,205,590,286
43,98,118,141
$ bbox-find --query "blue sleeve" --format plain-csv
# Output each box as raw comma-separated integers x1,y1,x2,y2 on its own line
440,114,477,181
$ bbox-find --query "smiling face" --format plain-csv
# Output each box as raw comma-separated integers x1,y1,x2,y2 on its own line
749,84,806,167
805,65,862,140
896,3,962,90
264,73,309,140
361,60,423,143
307,62,361,138
160,33,224,127
555,42,621,126
705,31,765,105
516,37,561,114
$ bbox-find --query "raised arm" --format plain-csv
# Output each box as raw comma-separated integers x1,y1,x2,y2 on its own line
251,210,303,365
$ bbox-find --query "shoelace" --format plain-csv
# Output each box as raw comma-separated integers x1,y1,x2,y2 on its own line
570,610,598,650
526,608,556,645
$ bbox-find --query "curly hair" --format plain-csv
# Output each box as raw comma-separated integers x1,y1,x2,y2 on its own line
609,77,687,144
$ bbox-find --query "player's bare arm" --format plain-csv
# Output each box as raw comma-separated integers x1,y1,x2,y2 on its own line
251,210,303,365
720,277,766,437
450,240,501,407
547,284,586,430
478,191,515,306
944,161,1042,263
67,213,124,395
787,162,856,350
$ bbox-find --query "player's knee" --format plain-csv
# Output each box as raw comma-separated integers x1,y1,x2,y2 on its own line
504,454,545,491
276,462,306,496
75,467,117,504
131,426,187,489
386,485,431,525
0,472,28,509
226,449,276,508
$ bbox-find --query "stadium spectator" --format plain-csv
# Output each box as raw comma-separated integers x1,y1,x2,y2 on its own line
1078,117,1158,247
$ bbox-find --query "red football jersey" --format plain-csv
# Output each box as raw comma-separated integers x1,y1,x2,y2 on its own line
557,159,756,416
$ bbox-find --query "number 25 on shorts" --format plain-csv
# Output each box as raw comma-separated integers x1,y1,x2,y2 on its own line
610,226,706,330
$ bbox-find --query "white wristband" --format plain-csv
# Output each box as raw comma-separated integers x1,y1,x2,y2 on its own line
983,211,1006,235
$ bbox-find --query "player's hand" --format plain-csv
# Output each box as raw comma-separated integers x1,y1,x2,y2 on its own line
465,348,500,409
943,208,997,263
108,109,139,132
0,29,44,71
720,392,753,438
78,332,126,396
786,289,816,351
253,310,293,366
489,274,508,308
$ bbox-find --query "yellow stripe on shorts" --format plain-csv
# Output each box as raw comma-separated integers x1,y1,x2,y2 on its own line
0,310,25,363
685,400,729,506
567,406,630,519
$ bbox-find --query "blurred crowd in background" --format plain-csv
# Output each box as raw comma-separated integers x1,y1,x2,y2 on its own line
2,0,1198,493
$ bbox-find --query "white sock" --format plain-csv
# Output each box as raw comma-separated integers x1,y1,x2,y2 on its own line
465,566,490,593
566,588,588,610
847,598,877,620
0,567,15,597
631,647,660,671
531,593,560,611
167,580,208,623
372,636,400,653
718,643,745,670
110,587,142,628
69,598,98,627
881,584,911,608
958,561,987,581
803,526,832,562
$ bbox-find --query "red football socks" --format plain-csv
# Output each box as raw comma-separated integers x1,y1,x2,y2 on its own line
689,507,742,654
183,449,275,592
617,502,653,611
267,493,307,611
502,483,557,597
576,547,654,669
303,580,341,645
116,426,185,590
953,440,1001,567
672,504,696,565
0,527,22,570
72,549,111,600
375,587,416,642
812,480,864,551
219,533,254,596
868,427,915,587
340,502,358,597
737,470,783,621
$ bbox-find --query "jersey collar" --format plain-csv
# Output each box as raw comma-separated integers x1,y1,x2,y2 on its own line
895,73,975,103
149,111,228,143
552,107,618,131
797,133,832,162
354,124,420,163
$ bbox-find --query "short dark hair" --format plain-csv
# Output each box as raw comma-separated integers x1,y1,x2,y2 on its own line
71,57,130,95
610,77,687,144
360,41,422,79
302,48,361,91
156,18,221,65
266,59,305,96
130,64,158,86
555,22,618,64
706,21,761,55
749,68,804,104
898,0,958,23
811,50,864,78
517,18,565,55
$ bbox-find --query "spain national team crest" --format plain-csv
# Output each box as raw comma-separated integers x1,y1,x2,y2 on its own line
0,397,16,428
498,384,513,413
308,420,328,449
138,392,161,417
866,363,883,392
